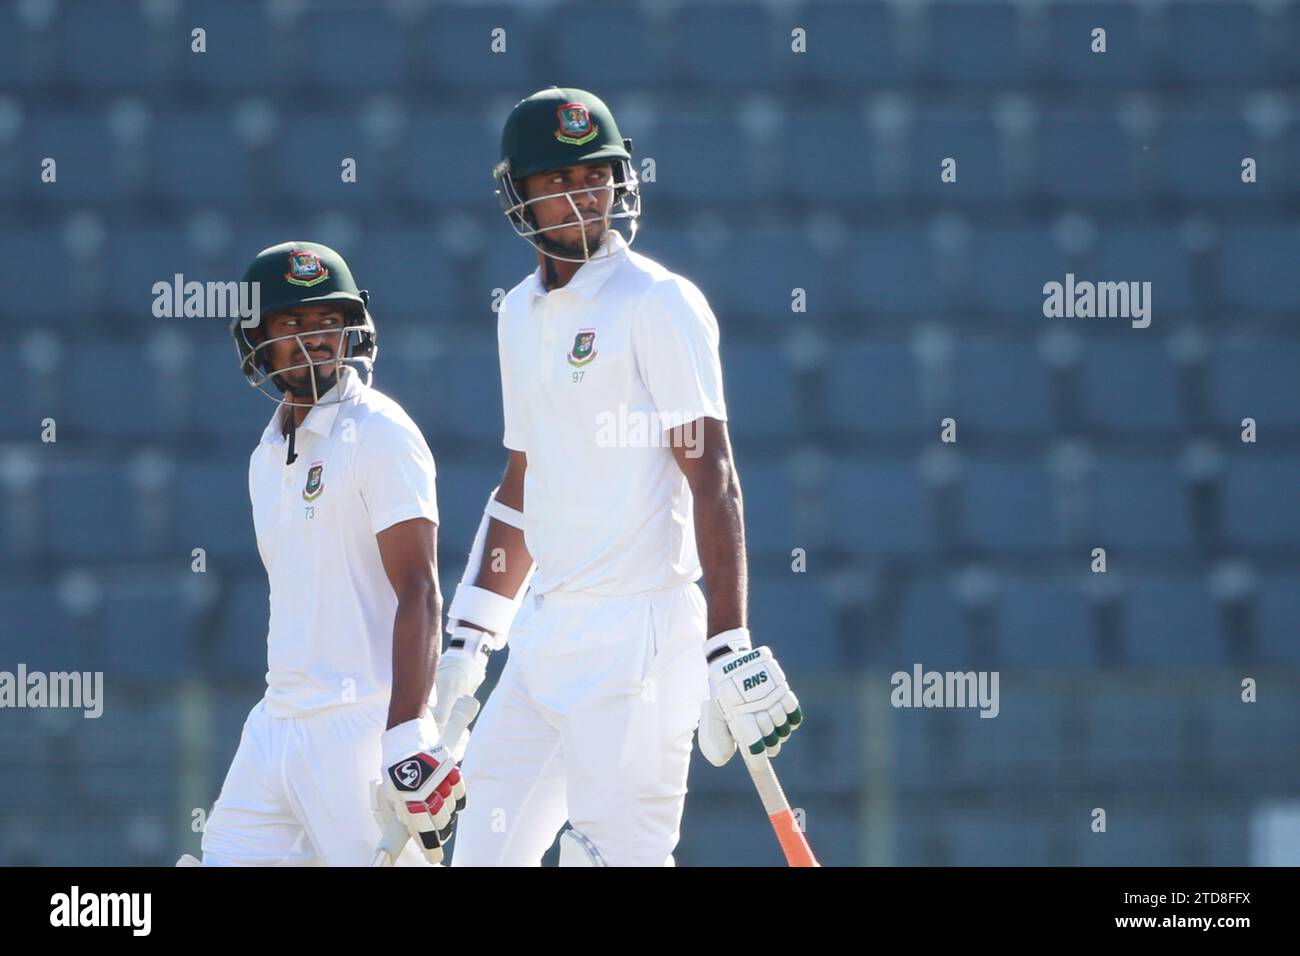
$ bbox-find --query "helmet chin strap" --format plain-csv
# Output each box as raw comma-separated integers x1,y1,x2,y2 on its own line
277,365,338,465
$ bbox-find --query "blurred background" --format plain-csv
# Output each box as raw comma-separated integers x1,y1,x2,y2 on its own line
1,0,1298,866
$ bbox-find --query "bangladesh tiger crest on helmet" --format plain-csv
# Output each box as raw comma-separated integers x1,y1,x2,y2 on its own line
555,102,599,146
567,329,597,367
284,250,331,287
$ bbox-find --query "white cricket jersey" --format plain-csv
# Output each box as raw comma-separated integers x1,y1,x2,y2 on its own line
497,231,728,596
248,369,439,718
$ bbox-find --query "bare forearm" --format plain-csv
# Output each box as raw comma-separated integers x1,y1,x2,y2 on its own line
459,452,534,624
388,587,441,728
470,514,534,601
694,471,748,637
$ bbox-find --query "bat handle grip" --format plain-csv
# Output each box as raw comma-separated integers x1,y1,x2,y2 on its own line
744,753,820,868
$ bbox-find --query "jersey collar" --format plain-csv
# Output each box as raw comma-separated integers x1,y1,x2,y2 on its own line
259,368,362,446
529,230,628,301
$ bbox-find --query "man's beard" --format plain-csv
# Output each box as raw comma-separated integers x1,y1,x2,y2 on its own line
273,361,338,400
540,221,609,259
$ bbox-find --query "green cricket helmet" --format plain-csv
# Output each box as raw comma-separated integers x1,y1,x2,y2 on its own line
492,86,641,263
230,241,378,407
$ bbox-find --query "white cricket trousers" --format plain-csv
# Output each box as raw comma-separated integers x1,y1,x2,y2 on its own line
451,582,710,867
200,699,430,867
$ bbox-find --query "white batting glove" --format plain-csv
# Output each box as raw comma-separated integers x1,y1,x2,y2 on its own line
379,715,467,865
433,624,492,760
697,628,803,768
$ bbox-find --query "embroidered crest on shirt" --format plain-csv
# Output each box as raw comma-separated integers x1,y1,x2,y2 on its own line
303,461,325,501
567,329,598,367
284,251,330,287
554,102,599,146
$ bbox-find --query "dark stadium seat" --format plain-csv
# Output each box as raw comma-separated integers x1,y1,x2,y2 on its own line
1035,115,1141,201
1078,343,1182,431
1209,340,1300,428
42,462,143,561
153,114,248,204
953,340,1054,434
779,113,879,203
182,1,278,91
1161,116,1270,202
193,342,274,445
959,456,1061,552
400,115,500,205
968,226,1069,314
849,226,940,317
417,344,504,445
172,459,258,559
101,577,197,679
896,573,987,669
0,229,80,323
549,4,671,93
998,577,1095,669
0,585,83,670
61,2,156,92
825,342,926,435
1078,813,1184,866
829,458,933,556
0,5,19,90
1220,227,1300,312
215,574,270,679
1122,574,1224,667
296,10,405,92
921,1,1029,88
426,4,540,91
640,116,752,204
1162,1,1270,87
721,343,798,440
737,460,808,559
21,115,105,204
1094,228,1195,312
62,343,173,440
1091,457,1194,551
910,108,1005,201
1084,694,1185,769
345,229,461,322
1043,1,1153,88
637,226,832,322
1256,571,1300,666
746,575,837,672
943,816,1054,866
668,5,790,90
1221,453,1300,548
798,1,901,89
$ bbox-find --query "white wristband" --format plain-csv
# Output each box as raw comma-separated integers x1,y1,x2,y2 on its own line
704,627,752,662
381,716,438,767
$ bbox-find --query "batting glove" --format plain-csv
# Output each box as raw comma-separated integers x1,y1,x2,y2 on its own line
432,624,492,760
379,716,467,865
697,628,802,767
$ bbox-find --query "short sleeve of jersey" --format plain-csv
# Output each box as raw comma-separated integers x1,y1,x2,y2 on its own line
632,277,728,429
354,413,439,535
498,299,528,452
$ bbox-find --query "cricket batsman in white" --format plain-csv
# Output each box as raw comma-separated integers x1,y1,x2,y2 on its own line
435,88,803,866
182,241,466,866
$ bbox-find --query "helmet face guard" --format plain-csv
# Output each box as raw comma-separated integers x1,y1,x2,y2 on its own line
494,157,641,264
233,303,377,408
